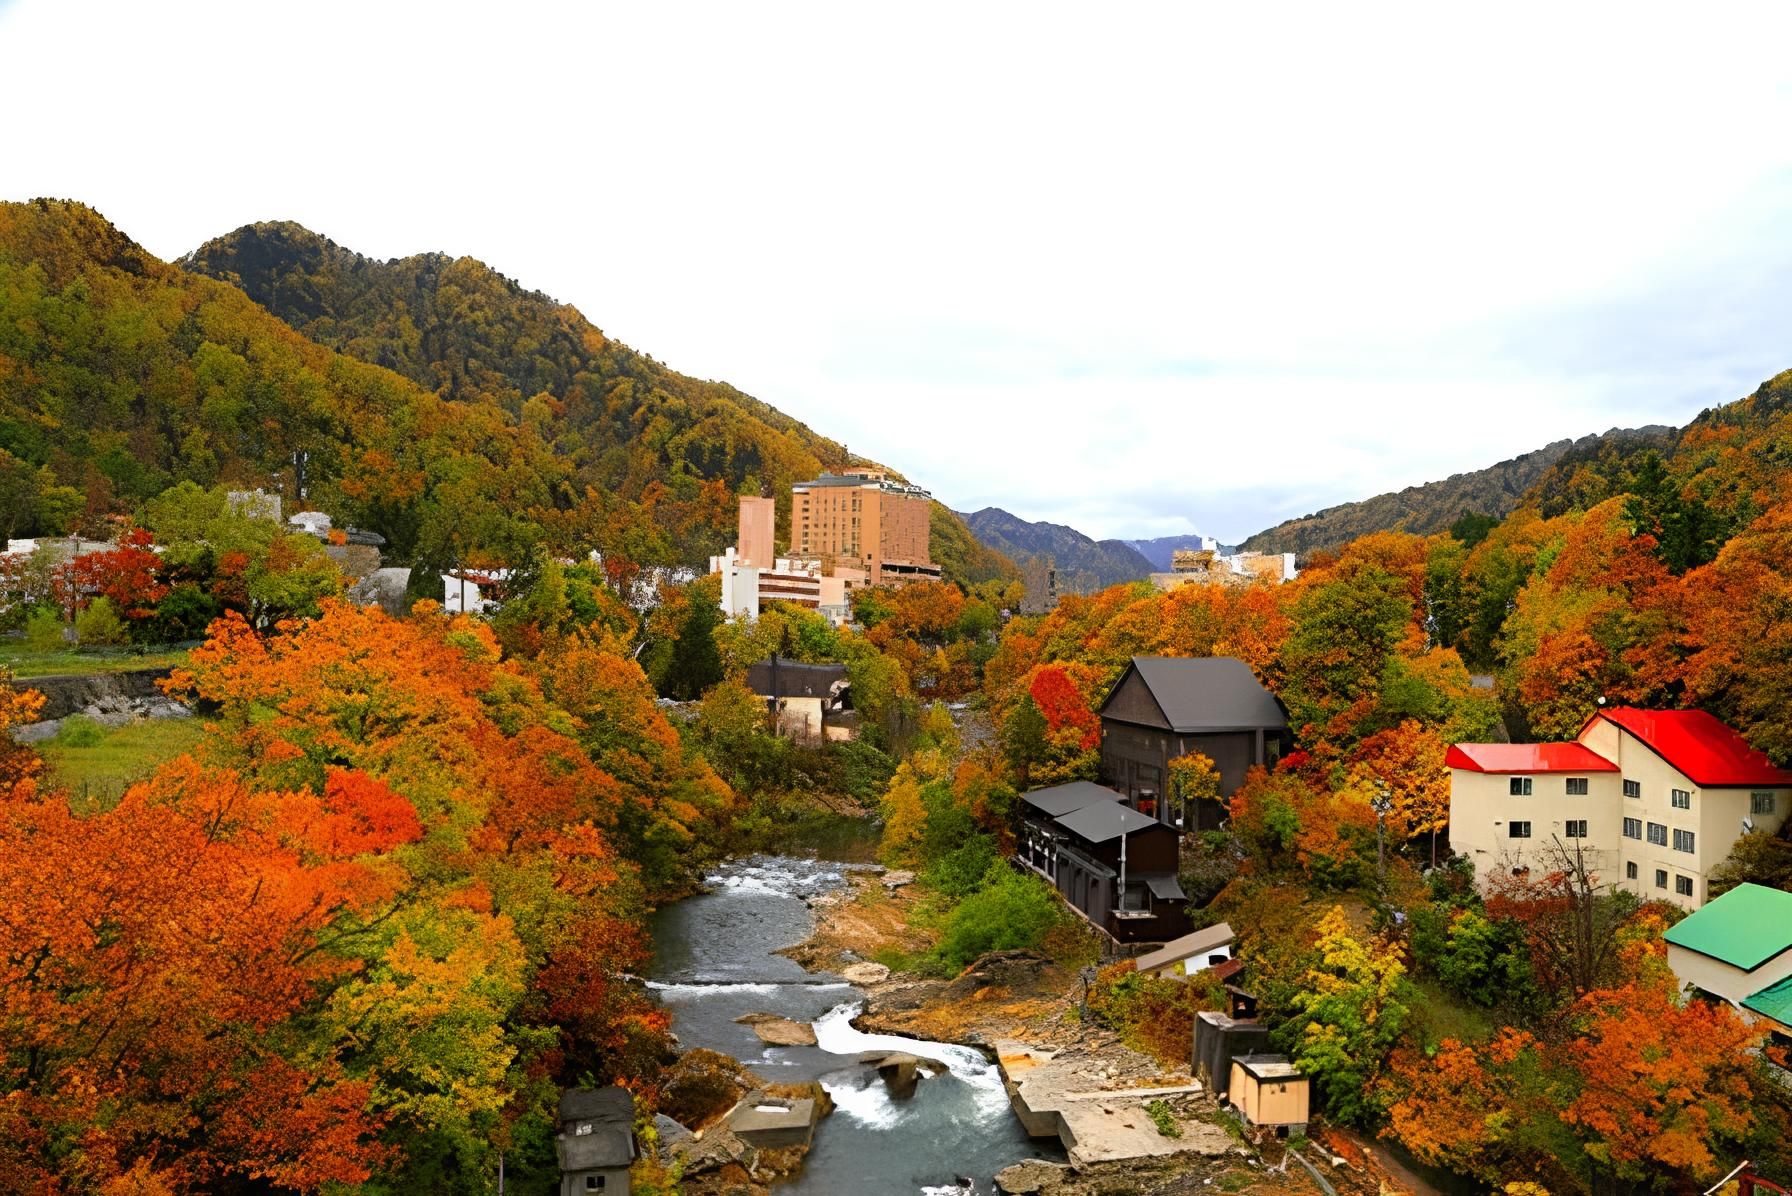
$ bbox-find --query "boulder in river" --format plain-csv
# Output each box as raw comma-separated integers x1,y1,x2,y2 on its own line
734,1013,817,1046
994,1158,1072,1194
841,961,891,985
857,1050,950,1098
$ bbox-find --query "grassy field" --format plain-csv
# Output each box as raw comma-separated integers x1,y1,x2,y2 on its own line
2,646,192,679
36,716,209,810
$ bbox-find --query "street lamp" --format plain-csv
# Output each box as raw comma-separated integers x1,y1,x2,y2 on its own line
1370,782,1394,896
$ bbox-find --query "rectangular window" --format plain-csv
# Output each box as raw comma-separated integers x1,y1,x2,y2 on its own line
1564,819,1588,839
1671,789,1692,810
1647,822,1668,847
1675,875,1694,897
1673,828,1696,854
1623,779,1641,799
1509,777,1533,796
1655,869,1668,889
1566,777,1589,796
1622,817,1642,840
1509,821,1532,839
1626,861,1638,880
1752,792,1777,815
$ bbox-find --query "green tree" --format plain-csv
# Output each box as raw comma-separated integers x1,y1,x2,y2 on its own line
74,596,127,645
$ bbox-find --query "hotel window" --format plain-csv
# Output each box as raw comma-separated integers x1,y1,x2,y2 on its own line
1623,779,1641,799
1655,869,1668,889
1673,828,1696,854
1509,777,1533,796
1622,817,1642,840
1752,792,1777,815
1676,875,1694,897
1647,822,1667,847
1509,821,1532,839
1564,819,1588,838
1671,789,1691,810
1566,777,1589,795
1625,861,1638,880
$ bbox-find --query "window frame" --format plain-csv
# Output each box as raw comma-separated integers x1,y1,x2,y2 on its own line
1671,788,1692,810
1623,779,1641,799
1654,868,1668,889
1508,820,1532,839
1675,875,1695,897
1564,819,1588,839
1566,777,1589,796
1646,822,1668,847
1672,827,1696,855
1752,792,1777,816
1509,776,1533,796
1622,816,1642,840
1625,861,1638,880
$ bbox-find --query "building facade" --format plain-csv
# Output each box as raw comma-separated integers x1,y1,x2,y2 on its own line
1447,708,1792,909
1015,781,1189,943
791,469,939,586
1098,656,1291,832
1664,883,1792,1043
556,1087,636,1194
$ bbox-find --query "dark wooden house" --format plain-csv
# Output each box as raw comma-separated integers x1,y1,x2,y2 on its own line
1098,656,1290,832
1019,790,1189,943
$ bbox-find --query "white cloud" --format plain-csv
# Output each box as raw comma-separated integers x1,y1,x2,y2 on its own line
4,0,1792,539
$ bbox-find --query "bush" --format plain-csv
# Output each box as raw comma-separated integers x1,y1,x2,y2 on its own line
1087,961,1226,1067
24,607,68,654
74,598,127,646
55,715,104,748
832,739,896,803
1146,1099,1182,1138
934,864,1063,973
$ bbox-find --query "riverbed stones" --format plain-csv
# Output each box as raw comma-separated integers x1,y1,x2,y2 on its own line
857,1049,950,1098
734,1013,817,1046
994,1159,1072,1195
881,869,915,888
841,961,890,984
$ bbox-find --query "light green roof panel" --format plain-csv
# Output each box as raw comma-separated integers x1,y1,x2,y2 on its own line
1663,883,1792,971
1743,976,1792,1028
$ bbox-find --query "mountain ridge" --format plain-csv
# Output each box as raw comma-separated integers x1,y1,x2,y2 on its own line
958,507,1155,592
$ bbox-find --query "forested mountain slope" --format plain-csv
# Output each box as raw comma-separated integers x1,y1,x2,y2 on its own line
0,200,1011,582
959,507,1154,591
1238,426,1675,557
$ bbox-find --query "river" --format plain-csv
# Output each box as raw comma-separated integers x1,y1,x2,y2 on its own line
649,854,1061,1194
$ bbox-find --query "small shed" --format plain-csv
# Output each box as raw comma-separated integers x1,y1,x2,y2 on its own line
1227,1054,1310,1132
1191,1010,1270,1097
557,1087,636,1194
744,655,851,742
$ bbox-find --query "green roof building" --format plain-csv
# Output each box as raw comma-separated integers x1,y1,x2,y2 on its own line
1665,882,1792,1037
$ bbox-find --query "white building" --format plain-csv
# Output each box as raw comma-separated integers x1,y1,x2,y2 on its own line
1447,707,1792,909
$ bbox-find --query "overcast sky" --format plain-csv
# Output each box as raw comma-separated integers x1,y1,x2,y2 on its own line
5,2,1792,542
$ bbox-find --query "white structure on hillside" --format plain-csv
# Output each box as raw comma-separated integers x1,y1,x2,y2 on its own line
1448,707,1792,909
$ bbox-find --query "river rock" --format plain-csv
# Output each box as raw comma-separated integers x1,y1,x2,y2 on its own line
857,1050,950,1097
882,869,915,889
734,1014,817,1046
841,962,890,985
995,1158,1072,1194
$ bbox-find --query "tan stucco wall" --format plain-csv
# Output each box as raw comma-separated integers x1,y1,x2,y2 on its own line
1667,942,1792,1009
1447,769,1622,883
1447,717,1790,909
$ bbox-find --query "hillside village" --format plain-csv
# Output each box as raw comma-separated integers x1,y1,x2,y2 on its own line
4,197,1792,1196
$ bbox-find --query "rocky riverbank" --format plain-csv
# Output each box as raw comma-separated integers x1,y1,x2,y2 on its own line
782,870,1413,1196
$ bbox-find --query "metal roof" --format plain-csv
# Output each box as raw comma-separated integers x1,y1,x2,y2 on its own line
557,1087,636,1171
1234,1054,1303,1081
1134,922,1236,973
1743,975,1792,1029
1446,742,1618,774
1020,781,1126,818
1105,656,1287,733
744,657,848,698
1664,883,1792,971
1053,801,1166,844
1591,708,1792,788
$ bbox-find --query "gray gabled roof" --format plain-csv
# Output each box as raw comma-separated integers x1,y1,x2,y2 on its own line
1105,656,1287,733
744,658,848,698
1021,781,1126,818
1053,801,1165,843
558,1087,636,1171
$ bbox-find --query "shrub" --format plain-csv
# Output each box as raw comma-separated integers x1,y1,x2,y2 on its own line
1147,1099,1182,1138
934,865,1062,972
75,598,128,646
24,607,68,654
55,715,105,748
1087,961,1226,1067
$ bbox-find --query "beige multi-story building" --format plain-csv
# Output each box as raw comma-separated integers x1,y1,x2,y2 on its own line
791,469,939,586
1447,708,1792,910
737,495,776,568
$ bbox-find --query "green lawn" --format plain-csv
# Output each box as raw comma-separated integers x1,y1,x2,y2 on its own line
1409,976,1497,1048
2,646,191,679
37,716,209,810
